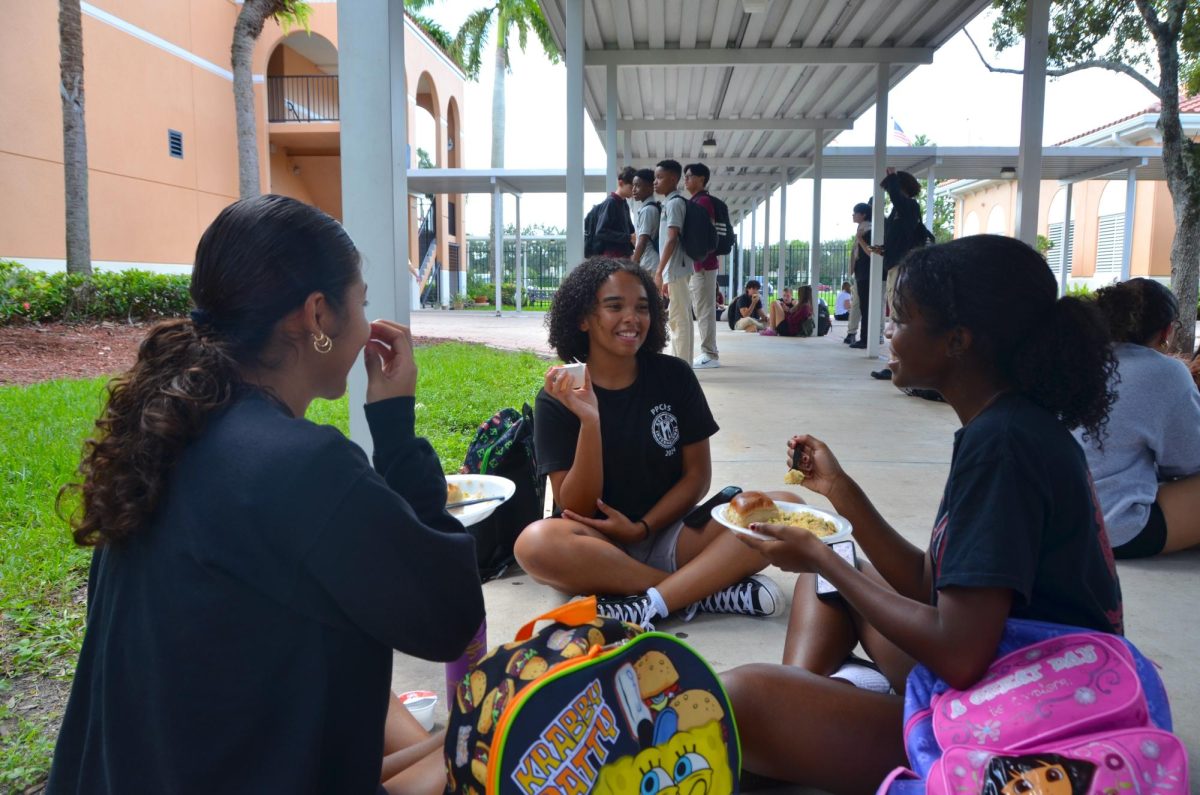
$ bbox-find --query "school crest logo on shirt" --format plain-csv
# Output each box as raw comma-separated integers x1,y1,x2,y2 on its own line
650,404,679,452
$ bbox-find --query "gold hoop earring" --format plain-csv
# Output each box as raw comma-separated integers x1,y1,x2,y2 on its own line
312,330,333,354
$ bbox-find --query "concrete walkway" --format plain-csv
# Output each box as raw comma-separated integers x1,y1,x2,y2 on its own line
394,309,1200,788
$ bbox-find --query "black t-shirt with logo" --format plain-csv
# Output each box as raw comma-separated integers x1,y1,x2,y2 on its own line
928,393,1124,635
534,354,719,521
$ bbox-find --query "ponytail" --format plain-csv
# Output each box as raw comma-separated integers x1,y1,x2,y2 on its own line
60,195,361,546
1094,278,1178,345
1012,296,1116,443
59,320,242,546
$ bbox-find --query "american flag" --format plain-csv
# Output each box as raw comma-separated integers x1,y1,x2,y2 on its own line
891,118,911,146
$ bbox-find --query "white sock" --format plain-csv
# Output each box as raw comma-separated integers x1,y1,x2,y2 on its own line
645,587,669,619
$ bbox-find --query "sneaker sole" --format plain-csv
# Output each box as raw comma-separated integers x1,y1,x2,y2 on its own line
748,573,784,617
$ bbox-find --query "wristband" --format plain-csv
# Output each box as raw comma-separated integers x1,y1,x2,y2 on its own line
637,519,651,540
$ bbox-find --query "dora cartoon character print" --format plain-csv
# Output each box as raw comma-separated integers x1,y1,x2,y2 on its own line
982,754,1095,795
595,651,734,795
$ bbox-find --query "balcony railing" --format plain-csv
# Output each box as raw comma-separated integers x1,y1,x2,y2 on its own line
267,75,339,123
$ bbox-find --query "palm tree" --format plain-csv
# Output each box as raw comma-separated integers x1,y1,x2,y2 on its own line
231,0,310,199
59,0,91,275
412,1,559,243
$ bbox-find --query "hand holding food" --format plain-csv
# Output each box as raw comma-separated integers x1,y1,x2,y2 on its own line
734,519,832,574
786,435,846,497
544,365,599,425
727,491,836,539
364,320,418,402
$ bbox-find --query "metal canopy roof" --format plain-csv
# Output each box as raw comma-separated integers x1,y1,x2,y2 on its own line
406,146,1163,197
537,0,992,213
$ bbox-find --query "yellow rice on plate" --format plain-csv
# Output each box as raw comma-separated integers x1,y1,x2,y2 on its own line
763,510,836,538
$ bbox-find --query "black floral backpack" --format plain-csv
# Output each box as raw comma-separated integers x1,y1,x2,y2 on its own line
459,405,545,581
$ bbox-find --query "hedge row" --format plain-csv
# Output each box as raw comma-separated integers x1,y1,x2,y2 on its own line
0,260,192,326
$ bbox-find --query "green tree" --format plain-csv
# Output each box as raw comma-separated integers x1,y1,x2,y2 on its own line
232,0,311,198
436,0,560,241
59,0,91,275
981,1,1200,352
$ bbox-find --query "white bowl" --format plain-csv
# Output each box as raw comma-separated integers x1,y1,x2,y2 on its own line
711,500,853,544
445,474,517,527
397,690,438,731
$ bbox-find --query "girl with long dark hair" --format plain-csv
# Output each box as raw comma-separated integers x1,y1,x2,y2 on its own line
48,195,484,795
1078,278,1200,558
722,235,1123,794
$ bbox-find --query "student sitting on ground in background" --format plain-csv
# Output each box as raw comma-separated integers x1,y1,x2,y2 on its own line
1075,277,1200,558
48,195,484,795
722,235,1122,793
835,282,853,321
729,279,769,332
515,258,795,629
765,286,816,338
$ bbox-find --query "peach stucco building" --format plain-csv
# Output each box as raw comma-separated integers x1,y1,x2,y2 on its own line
946,96,1200,286
0,0,467,295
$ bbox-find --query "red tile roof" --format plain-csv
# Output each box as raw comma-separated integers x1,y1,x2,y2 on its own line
1054,92,1200,145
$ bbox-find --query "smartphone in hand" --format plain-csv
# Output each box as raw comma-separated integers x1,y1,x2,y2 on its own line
683,486,743,528
816,540,857,598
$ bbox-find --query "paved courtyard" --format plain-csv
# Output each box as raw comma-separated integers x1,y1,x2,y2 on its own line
394,309,1200,790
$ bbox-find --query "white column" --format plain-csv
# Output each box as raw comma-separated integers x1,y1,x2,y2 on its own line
867,64,888,358
749,209,757,280
925,168,936,233
565,0,585,268
810,136,823,321
338,0,408,450
764,194,772,298
606,64,619,187
1059,182,1073,297
777,180,787,298
492,181,503,315
515,195,523,312
1120,168,1136,281
1014,0,1050,245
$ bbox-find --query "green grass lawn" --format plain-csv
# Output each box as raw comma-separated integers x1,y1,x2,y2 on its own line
0,341,550,791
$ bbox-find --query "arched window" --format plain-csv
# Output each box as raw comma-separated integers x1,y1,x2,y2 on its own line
963,210,980,237
1095,181,1127,280
1046,188,1076,279
986,204,1007,235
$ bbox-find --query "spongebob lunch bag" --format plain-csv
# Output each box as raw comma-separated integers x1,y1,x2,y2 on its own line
444,599,741,795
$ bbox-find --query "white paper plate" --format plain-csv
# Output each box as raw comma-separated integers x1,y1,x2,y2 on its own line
711,500,853,544
445,474,516,527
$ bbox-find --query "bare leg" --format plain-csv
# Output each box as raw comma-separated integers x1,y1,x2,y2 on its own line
381,692,449,794
1156,474,1200,554
768,301,785,328
723,664,906,794
514,518,669,596
782,573,857,673
653,489,801,612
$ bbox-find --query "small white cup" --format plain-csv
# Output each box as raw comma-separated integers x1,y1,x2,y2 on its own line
560,361,587,389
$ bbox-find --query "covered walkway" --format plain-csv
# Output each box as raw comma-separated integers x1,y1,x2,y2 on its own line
389,314,1200,788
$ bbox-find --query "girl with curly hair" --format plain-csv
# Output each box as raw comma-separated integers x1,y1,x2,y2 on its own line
721,235,1124,793
1077,278,1200,558
49,195,483,795
515,257,794,628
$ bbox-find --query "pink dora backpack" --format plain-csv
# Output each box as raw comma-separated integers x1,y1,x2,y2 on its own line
877,619,1187,795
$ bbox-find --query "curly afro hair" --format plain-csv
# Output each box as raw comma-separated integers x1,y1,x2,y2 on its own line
1094,277,1179,345
894,234,1116,442
545,257,667,363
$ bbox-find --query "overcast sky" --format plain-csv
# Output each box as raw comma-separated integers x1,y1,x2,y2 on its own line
412,3,1158,242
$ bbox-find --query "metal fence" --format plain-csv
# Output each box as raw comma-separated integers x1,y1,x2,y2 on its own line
466,237,568,308
267,75,340,123
465,237,855,309
736,240,855,306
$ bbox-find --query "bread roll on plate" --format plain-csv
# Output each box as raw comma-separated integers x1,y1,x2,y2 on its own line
727,491,777,527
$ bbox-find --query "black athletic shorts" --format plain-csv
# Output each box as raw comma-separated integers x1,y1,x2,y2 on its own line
1112,501,1167,559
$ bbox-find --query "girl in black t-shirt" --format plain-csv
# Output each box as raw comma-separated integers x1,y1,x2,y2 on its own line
516,258,797,629
721,235,1124,793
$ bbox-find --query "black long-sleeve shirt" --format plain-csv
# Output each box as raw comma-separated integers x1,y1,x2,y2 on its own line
47,392,483,795
882,172,923,274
